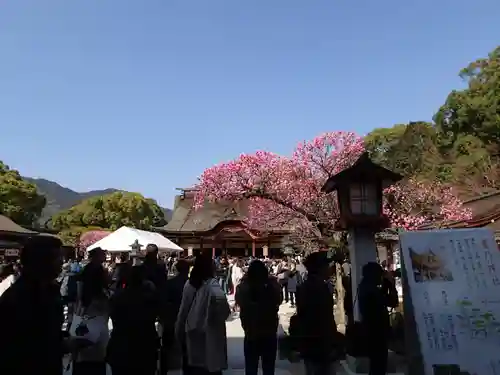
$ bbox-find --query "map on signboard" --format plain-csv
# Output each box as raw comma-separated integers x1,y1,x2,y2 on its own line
400,228,500,375
409,247,454,282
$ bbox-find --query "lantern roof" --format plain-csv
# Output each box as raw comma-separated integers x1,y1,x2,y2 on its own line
321,152,403,194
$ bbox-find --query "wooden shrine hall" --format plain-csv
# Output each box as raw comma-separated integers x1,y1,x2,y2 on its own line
419,190,500,241
157,188,289,258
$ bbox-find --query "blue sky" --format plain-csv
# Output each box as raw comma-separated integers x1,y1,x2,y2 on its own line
1,0,499,208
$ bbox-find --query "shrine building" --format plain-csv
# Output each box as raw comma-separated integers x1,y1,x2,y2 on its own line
419,190,500,242
157,188,290,258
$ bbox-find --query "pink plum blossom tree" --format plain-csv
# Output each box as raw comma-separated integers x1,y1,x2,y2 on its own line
79,230,110,250
195,131,472,251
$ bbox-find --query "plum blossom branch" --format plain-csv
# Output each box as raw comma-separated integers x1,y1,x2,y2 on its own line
195,131,471,247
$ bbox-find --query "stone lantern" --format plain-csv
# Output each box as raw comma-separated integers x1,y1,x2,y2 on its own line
321,152,402,321
129,239,143,265
321,152,402,231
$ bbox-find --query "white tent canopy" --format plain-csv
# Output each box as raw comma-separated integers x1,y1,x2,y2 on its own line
86,226,184,253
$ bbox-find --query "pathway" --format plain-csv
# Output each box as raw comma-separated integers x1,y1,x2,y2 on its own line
63,309,298,375
63,299,350,375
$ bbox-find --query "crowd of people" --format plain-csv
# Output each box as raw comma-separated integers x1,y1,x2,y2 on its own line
0,235,399,375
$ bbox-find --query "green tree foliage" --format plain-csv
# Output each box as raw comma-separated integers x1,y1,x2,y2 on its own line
0,161,46,226
365,45,500,196
364,124,407,170
51,191,166,232
365,122,444,178
435,46,500,152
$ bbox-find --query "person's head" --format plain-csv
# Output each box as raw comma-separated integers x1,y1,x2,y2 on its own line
189,253,215,289
145,244,159,262
80,258,109,310
21,235,63,282
88,247,106,265
246,259,269,285
119,252,130,263
126,266,146,289
175,259,190,277
303,252,329,279
362,262,384,285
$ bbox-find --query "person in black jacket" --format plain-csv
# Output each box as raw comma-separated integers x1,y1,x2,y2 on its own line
0,236,73,375
139,244,168,292
236,260,281,375
358,262,399,375
111,253,132,291
295,252,337,375
107,266,160,375
159,259,190,375
216,257,229,294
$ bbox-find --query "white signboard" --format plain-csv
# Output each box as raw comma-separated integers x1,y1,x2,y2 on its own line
400,228,500,375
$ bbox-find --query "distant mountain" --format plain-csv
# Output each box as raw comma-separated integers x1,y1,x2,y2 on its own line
23,177,172,225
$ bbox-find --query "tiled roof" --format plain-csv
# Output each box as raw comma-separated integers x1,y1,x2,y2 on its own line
161,193,249,233
419,190,500,230
0,215,37,235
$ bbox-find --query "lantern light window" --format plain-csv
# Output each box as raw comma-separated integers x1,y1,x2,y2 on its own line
350,183,378,215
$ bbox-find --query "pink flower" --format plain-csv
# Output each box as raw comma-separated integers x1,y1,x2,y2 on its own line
79,230,110,250
195,131,471,248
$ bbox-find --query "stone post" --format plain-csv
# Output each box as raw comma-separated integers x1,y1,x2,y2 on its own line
348,228,378,321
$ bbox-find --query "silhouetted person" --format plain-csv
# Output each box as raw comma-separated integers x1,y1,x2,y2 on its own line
216,257,229,294
0,236,66,375
295,252,337,375
160,259,191,375
140,244,168,292
111,252,132,291
78,247,108,311
342,274,353,326
107,266,160,375
358,262,399,375
236,260,281,375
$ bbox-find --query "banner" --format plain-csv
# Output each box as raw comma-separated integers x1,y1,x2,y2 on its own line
400,228,500,375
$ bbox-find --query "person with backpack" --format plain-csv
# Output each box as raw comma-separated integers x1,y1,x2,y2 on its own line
235,260,282,375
